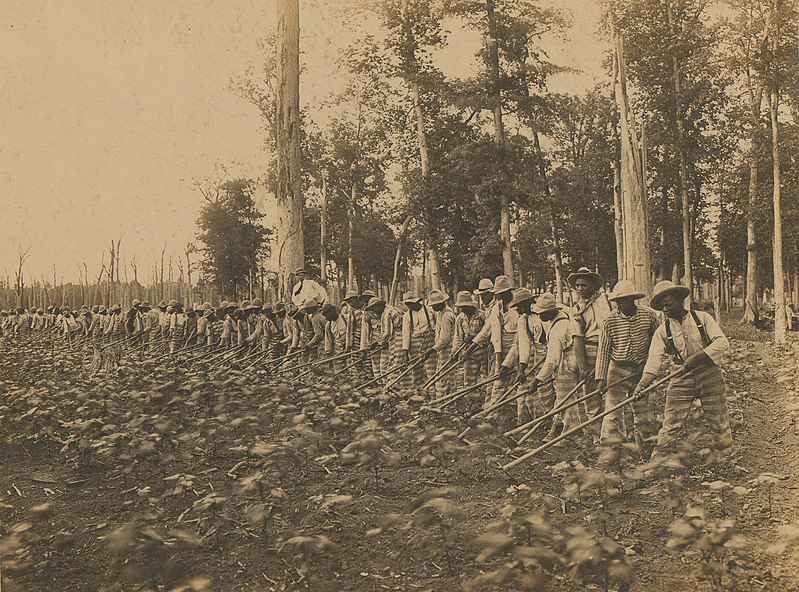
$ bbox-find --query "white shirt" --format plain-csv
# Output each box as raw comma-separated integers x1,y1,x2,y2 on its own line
642,310,729,377
290,278,327,307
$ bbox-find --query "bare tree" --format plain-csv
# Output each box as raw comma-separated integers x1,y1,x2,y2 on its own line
14,246,31,307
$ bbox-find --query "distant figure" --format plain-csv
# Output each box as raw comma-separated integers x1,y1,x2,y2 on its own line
290,267,327,308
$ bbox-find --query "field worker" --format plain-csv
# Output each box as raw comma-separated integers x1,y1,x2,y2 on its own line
169,302,188,353
568,267,612,436
468,275,517,408
451,291,485,392
291,267,327,308
159,300,173,349
632,280,733,464
361,297,388,379
15,307,31,337
195,303,214,347
237,301,252,345
219,301,238,349
474,278,494,313
340,290,363,354
359,289,377,311
246,300,273,354
321,303,346,371
297,298,325,363
524,292,579,441
144,301,161,351
594,280,660,467
428,289,456,399
400,291,435,393
506,288,555,425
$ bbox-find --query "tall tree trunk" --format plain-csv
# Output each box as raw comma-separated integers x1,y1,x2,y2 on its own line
275,0,304,300
531,130,564,302
668,1,692,304
743,76,764,322
611,160,624,281
612,25,652,299
347,206,356,293
389,216,413,307
402,2,442,291
320,174,328,285
768,88,787,344
486,0,513,278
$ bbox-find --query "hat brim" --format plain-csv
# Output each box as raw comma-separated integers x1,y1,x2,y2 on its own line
532,304,557,314
492,287,512,295
568,271,603,287
650,286,690,310
510,296,534,309
402,298,422,305
608,291,646,302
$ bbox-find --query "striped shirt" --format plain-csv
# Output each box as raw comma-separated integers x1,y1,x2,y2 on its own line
594,306,659,381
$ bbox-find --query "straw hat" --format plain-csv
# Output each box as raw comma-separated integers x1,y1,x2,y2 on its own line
492,275,513,295
157,300,167,309
650,280,690,311
568,266,603,288
454,291,477,309
402,291,422,305
608,280,645,302
248,299,263,311
361,289,377,299
168,299,179,308
427,289,449,307
475,278,494,294
509,288,534,309
132,299,141,307
365,297,386,311
532,292,558,314
342,289,359,302
300,298,319,311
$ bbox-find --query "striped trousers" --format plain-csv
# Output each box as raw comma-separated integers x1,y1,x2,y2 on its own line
599,362,654,452
654,365,732,455
551,348,581,432
580,343,601,429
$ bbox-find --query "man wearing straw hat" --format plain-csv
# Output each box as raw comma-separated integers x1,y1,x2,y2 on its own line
594,280,660,467
568,266,612,436
474,278,495,314
507,288,556,426
452,291,486,393
526,292,580,439
400,291,435,393
291,267,327,308
361,297,391,379
633,280,733,464
469,275,518,408
427,289,456,399
340,289,363,355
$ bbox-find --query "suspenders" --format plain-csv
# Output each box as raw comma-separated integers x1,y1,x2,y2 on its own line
664,310,711,363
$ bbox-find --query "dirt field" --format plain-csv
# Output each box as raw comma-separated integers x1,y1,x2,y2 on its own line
2,315,799,591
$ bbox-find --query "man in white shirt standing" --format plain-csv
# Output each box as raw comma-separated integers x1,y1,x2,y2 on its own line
290,267,327,308
633,280,733,463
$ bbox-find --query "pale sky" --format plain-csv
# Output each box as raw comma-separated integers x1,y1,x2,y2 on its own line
1,0,606,284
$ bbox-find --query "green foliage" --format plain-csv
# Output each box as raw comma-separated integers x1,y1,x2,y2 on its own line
195,178,272,299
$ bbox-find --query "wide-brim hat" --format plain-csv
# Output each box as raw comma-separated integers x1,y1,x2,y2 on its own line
608,280,646,302
300,298,319,311
475,278,494,294
454,290,477,309
568,267,603,288
402,291,422,305
492,275,513,295
427,289,449,307
650,280,690,311
532,292,558,314
365,297,386,311
247,299,263,311
342,290,359,302
510,288,534,309
361,290,376,299
157,300,167,308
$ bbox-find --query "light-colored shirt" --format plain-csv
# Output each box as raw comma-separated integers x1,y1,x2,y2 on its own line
290,279,327,307
571,292,613,344
642,310,729,377
452,310,485,352
433,308,456,352
535,312,573,381
473,301,518,354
